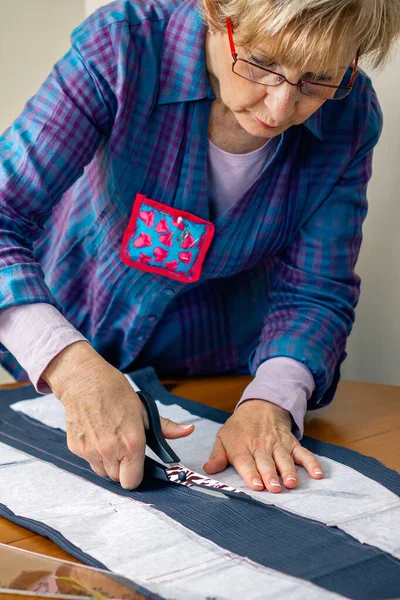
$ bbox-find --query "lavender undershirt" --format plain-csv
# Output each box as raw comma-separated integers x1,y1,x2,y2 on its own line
0,139,315,439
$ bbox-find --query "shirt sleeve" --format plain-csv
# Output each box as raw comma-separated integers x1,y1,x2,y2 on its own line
0,12,118,313
0,303,88,393
249,79,383,410
237,357,315,439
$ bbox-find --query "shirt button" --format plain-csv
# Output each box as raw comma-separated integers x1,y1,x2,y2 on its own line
137,335,144,342
165,289,174,297
147,315,157,323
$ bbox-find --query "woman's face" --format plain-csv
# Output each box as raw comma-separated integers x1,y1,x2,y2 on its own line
206,31,352,139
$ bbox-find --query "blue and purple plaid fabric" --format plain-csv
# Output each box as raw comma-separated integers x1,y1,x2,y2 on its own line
0,0,382,408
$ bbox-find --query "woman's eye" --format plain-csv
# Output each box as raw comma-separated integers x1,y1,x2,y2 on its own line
310,74,333,83
249,54,276,68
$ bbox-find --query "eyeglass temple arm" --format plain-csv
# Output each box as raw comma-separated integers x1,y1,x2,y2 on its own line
226,18,237,59
349,50,360,86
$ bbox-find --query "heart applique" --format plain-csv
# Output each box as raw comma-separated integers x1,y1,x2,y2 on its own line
165,260,179,271
159,232,173,247
139,211,155,227
181,233,195,249
155,218,169,234
133,233,152,248
178,251,192,264
172,216,185,231
154,247,169,262
138,252,151,264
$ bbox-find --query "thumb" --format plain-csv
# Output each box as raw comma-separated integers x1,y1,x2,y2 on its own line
203,435,228,474
161,416,195,440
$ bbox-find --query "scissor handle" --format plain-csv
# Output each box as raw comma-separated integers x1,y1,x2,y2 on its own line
137,390,180,464
144,456,170,481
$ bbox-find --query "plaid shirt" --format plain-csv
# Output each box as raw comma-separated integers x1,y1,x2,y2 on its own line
0,0,382,408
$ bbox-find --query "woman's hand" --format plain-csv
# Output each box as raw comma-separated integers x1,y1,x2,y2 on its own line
203,399,323,493
42,341,194,489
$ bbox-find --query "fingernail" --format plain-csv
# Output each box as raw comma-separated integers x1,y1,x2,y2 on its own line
252,478,264,488
314,469,323,475
286,476,297,482
179,423,194,429
270,478,281,488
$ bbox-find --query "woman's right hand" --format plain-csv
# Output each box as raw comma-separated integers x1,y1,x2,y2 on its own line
42,341,194,489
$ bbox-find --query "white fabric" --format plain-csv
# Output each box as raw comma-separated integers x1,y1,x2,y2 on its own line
10,377,400,561
0,442,344,600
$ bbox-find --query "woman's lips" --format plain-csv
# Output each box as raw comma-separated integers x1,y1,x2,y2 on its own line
254,115,281,129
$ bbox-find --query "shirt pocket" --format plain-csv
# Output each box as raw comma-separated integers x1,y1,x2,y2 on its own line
120,193,215,283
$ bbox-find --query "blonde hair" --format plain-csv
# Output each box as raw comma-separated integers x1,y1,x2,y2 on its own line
202,0,400,72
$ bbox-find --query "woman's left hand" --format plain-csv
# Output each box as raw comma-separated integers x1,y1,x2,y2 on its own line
203,399,323,493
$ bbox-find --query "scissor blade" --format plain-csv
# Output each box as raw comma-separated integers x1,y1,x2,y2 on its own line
165,464,254,502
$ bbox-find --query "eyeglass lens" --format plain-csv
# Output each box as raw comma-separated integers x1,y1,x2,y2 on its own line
233,60,353,100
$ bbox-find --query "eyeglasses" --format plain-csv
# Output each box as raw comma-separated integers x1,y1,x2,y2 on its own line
226,18,359,100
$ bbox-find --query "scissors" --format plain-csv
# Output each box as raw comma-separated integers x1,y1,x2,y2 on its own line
137,390,253,501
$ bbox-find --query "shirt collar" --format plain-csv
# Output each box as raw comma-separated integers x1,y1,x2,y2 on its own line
303,111,323,140
157,0,323,141
157,0,215,105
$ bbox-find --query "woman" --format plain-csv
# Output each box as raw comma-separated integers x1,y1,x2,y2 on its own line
0,0,398,492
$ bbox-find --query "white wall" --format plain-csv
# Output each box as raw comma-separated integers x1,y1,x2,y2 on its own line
341,50,400,385
85,0,105,14
0,0,85,133
1,1,399,386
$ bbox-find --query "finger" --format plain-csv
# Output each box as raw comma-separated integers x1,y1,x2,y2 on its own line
84,446,108,470
66,432,85,459
89,461,108,478
86,441,120,482
292,445,324,479
119,453,145,490
103,457,121,483
227,444,265,491
203,435,228,474
118,432,147,490
161,417,195,440
253,449,282,493
273,446,298,489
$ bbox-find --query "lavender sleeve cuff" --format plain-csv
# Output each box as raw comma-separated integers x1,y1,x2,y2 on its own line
0,303,88,393
237,358,316,439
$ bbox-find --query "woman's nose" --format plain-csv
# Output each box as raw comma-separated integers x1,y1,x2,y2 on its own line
264,82,298,125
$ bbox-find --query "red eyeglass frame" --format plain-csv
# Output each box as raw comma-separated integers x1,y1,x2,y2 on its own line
225,17,359,99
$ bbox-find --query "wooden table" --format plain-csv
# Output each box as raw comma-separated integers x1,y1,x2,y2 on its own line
0,376,399,592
